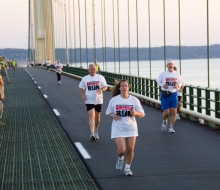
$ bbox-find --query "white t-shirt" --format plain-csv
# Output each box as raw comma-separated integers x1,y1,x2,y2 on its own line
79,74,107,104
156,70,182,93
46,60,51,66
54,63,63,73
106,95,145,139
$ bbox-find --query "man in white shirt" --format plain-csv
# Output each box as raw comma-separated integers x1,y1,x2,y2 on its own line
156,59,182,133
79,64,108,141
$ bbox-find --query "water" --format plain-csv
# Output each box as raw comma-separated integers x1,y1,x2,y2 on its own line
69,58,220,89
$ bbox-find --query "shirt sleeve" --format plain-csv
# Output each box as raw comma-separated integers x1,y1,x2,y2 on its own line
134,98,145,117
156,72,164,87
106,99,114,115
79,78,85,89
177,73,182,87
101,76,107,88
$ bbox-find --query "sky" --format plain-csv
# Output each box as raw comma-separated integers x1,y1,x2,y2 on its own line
0,0,28,49
0,0,220,49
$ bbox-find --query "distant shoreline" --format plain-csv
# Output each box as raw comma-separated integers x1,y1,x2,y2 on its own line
1,44,220,62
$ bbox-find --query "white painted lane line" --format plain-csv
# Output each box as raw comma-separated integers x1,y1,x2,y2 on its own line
38,86,41,89
34,81,37,83
43,95,48,98
32,78,34,80
74,142,91,159
53,109,60,116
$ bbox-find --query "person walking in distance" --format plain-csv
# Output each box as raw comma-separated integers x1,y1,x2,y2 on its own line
0,58,10,84
106,80,145,176
94,59,101,74
54,60,63,85
79,64,107,141
11,59,17,74
156,59,182,133
40,60,44,68
174,66,185,120
46,59,51,72
0,66,5,126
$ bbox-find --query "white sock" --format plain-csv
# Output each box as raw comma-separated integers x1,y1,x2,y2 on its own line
125,164,131,169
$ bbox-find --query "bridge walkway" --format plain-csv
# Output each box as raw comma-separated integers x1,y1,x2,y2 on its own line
1,67,220,190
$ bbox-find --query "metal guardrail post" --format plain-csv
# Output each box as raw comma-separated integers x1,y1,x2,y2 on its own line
149,78,154,99
215,89,220,118
206,87,211,116
182,84,187,109
197,86,202,113
189,85,194,111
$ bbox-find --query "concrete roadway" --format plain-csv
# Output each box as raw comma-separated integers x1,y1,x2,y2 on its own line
26,67,220,190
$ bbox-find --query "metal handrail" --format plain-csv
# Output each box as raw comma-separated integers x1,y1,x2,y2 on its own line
61,66,220,119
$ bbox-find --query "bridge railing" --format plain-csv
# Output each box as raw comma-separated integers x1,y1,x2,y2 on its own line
61,66,220,120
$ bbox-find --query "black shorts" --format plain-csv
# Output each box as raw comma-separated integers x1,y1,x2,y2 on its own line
47,66,50,70
178,96,182,102
86,104,102,112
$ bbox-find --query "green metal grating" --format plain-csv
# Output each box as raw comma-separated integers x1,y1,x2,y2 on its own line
0,69,99,190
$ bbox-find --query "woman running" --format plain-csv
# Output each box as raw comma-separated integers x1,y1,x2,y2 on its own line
106,79,145,176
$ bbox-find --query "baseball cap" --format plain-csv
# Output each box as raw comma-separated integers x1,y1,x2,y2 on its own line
166,59,174,65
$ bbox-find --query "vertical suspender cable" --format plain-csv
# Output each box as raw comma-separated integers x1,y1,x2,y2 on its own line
28,0,31,62
178,0,182,74
163,0,166,69
207,0,210,87
92,0,96,60
56,4,60,60
51,1,56,60
78,0,82,66
72,0,77,66
84,0,88,68
101,0,105,70
53,3,57,59
112,0,116,73
148,0,152,78
64,1,69,65
68,0,72,64
117,0,120,73
60,5,65,62
136,0,139,76
56,3,60,59
127,0,131,75
104,0,107,71
58,5,62,60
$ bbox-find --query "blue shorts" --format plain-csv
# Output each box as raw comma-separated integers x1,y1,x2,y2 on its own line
160,91,178,111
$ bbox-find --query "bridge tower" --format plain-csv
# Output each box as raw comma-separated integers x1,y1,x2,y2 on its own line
31,0,55,64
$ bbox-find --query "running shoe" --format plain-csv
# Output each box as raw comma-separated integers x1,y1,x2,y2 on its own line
94,131,99,140
168,127,175,133
124,167,133,176
176,114,180,120
90,134,96,141
116,159,125,170
161,120,168,131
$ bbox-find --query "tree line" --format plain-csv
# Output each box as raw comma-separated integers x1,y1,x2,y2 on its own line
1,44,220,63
